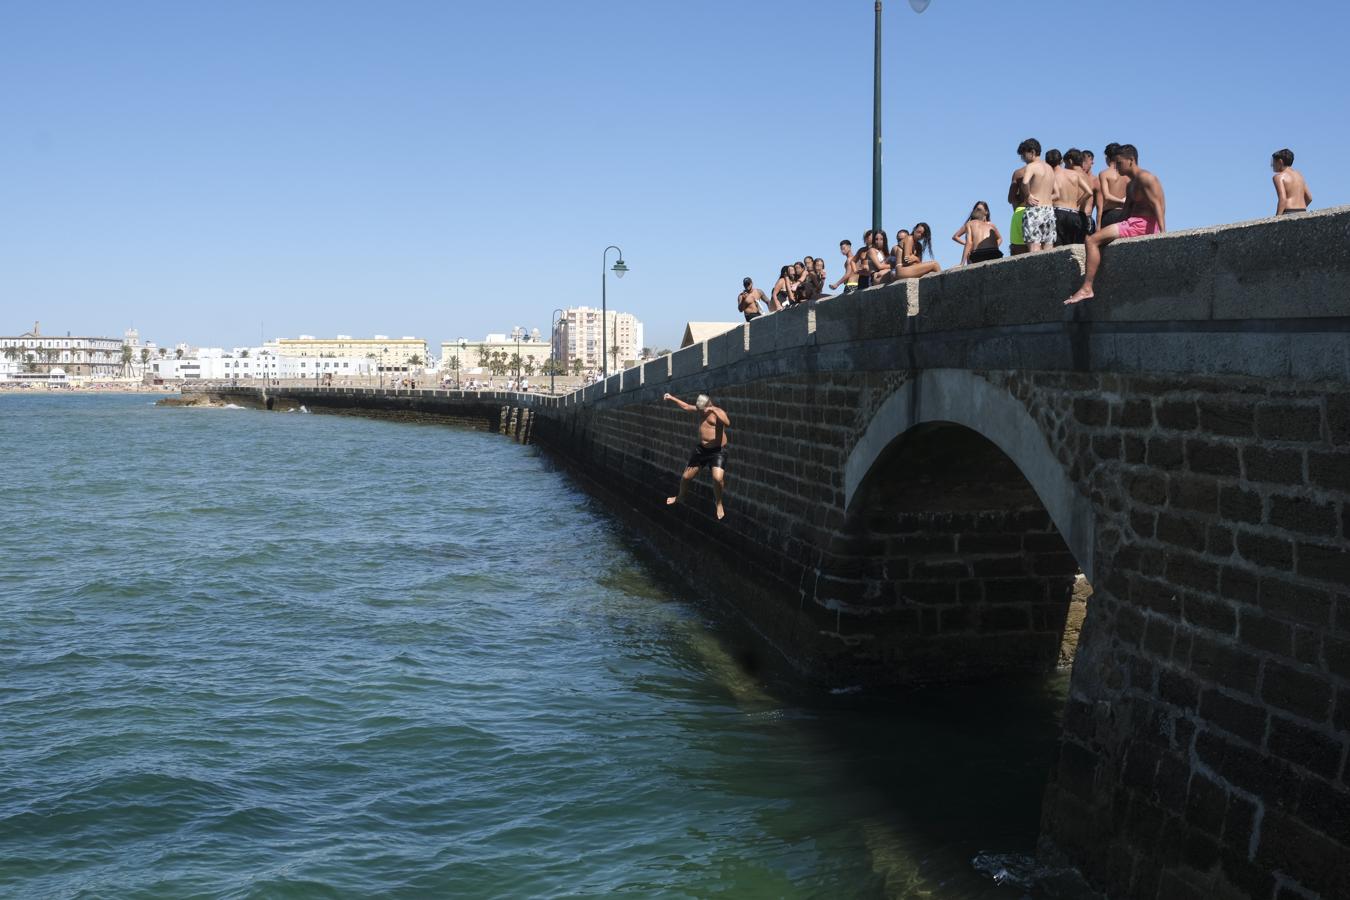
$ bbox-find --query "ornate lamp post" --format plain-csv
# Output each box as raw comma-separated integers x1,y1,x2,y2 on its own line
550,307,564,395
601,245,627,379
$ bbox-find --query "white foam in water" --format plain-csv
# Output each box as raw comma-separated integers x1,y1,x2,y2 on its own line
221,403,244,410
970,851,1102,898
299,405,309,414
829,685,863,695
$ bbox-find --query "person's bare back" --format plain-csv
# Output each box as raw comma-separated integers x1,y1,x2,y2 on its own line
1054,167,1092,212
1274,168,1311,213
1101,167,1130,213
1022,160,1057,208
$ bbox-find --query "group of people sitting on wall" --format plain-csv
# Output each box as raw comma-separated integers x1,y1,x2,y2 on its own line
735,141,1316,319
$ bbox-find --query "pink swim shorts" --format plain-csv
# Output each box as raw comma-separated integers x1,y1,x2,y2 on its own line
1115,216,1161,238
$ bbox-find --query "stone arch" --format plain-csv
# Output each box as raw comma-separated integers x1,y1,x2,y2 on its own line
844,368,1096,582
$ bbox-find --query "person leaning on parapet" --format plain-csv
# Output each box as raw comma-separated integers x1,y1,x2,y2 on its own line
1052,148,1095,246
738,277,767,322
1018,138,1058,252
1008,155,1029,256
664,392,730,521
1271,148,1312,215
1066,144,1166,305
830,240,861,293
953,201,1004,265
1098,142,1131,229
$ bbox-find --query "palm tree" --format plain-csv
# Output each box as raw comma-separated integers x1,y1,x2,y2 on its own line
408,354,424,368
158,347,167,358
523,356,537,378
570,357,584,378
175,347,184,360
509,353,523,378
240,349,250,358
139,348,151,375
610,343,621,371
3,346,19,366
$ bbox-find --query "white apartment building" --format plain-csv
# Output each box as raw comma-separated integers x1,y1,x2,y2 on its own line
552,308,643,373
148,352,374,382
1,327,124,378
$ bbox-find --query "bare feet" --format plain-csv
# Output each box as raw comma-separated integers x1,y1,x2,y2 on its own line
715,503,725,520
1064,287,1095,305
666,496,678,506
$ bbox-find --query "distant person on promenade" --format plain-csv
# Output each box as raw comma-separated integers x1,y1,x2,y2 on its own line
1066,144,1166,305
1052,149,1095,245
738,278,767,322
896,223,942,277
664,392,730,521
831,240,860,292
953,201,1004,264
1018,139,1058,252
1271,148,1312,215
1098,142,1131,228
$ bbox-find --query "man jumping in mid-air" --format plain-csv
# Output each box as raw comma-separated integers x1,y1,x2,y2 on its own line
664,392,729,520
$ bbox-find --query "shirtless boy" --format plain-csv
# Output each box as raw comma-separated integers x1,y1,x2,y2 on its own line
1271,149,1312,215
1018,138,1058,252
1066,144,1166,305
664,393,729,520
1098,142,1132,229
738,278,767,322
1080,149,1099,230
1052,148,1095,245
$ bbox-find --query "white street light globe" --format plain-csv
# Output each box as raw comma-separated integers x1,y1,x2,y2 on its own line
612,259,628,279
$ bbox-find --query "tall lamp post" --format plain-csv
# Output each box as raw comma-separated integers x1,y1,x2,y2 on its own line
456,339,466,390
872,0,931,233
601,245,627,379
550,307,564,395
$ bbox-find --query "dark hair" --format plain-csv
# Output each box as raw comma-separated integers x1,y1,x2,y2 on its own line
1045,148,1062,167
1104,142,1121,160
840,239,852,247
804,256,814,265
871,230,889,255
1082,149,1095,160
910,223,933,260
1273,148,1294,167
1018,138,1041,157
967,201,990,221
1064,148,1083,168
743,277,752,288
1117,144,1138,162
779,266,791,279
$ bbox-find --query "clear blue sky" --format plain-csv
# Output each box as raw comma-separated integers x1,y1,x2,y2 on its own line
2,0,1345,352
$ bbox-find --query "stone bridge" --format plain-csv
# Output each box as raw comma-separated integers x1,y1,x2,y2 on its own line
197,207,1350,899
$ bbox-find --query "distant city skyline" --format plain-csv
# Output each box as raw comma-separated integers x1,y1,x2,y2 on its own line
2,1,1345,349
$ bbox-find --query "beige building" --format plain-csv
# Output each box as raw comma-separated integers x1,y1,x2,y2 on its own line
553,307,644,373
275,335,429,373
442,332,553,377
1,326,124,377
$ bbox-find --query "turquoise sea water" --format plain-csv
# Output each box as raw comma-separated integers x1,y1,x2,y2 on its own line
0,394,1072,898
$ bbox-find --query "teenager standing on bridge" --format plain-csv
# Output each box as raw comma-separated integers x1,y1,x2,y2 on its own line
664,393,730,521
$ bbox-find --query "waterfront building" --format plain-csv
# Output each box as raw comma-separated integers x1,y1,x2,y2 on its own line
1,325,124,378
148,351,374,382
274,335,428,374
552,308,644,373
440,330,552,378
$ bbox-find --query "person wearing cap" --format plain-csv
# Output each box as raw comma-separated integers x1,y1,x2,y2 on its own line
737,277,768,322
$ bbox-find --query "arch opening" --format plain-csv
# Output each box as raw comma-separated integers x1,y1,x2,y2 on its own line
824,421,1091,684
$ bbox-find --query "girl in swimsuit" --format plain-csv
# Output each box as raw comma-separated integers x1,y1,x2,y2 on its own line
771,266,794,311
895,223,942,278
953,202,1004,265
867,230,893,284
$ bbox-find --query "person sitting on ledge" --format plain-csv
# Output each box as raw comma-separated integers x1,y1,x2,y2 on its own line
895,222,942,278
664,392,729,521
1271,148,1312,216
1066,144,1166,305
953,201,1004,265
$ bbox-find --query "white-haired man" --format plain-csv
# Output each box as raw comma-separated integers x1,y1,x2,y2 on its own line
664,392,729,520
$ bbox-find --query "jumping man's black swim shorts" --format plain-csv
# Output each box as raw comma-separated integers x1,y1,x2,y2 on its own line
687,444,727,470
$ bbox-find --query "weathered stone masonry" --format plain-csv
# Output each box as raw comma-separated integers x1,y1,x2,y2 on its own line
200,208,1350,900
